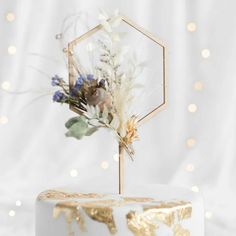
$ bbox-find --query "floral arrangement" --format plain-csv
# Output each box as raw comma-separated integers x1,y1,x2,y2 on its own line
51,11,146,159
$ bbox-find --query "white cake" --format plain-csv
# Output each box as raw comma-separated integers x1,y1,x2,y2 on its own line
35,186,204,236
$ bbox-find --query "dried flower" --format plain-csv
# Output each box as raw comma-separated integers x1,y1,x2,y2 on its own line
74,74,95,91
51,75,63,86
123,116,139,145
86,88,112,110
99,79,106,88
87,74,94,81
53,90,67,103
51,11,145,159
74,76,85,90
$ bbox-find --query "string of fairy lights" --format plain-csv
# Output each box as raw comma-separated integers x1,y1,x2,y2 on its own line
1,11,21,218
187,21,212,220
0,12,213,221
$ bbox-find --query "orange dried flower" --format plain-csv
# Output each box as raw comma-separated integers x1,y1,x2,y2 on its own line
124,116,139,145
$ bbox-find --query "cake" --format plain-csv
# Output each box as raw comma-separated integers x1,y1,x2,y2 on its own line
35,186,204,236
37,11,204,236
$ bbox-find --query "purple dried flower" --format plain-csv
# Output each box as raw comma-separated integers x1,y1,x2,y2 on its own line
74,74,95,90
87,74,94,81
51,75,63,86
74,75,85,90
53,90,66,102
70,88,79,97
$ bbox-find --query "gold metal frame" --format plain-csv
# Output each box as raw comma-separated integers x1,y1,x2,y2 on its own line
67,15,167,195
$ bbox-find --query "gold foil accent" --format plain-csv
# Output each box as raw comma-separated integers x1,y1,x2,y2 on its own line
127,210,158,236
83,206,117,234
53,201,85,235
37,190,105,201
177,205,192,221
144,201,192,226
123,197,154,203
127,201,192,236
51,195,154,235
53,199,118,235
81,199,117,207
173,224,190,236
43,190,192,236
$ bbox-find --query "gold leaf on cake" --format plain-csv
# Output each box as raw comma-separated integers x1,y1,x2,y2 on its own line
37,190,105,201
53,199,118,235
126,201,192,236
143,201,192,227
53,201,85,235
176,205,192,221
127,210,159,236
173,224,190,236
48,192,192,236
122,197,154,203
83,206,117,234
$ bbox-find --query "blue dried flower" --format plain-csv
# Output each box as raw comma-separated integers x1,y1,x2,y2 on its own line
53,90,66,102
70,88,78,97
87,74,94,81
51,75,63,86
74,75,85,90
74,74,95,91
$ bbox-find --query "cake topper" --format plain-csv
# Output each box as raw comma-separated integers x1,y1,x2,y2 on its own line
51,10,167,194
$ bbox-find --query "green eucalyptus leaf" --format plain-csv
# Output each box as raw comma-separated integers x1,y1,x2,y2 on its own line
65,116,88,140
85,127,99,136
65,116,85,129
88,119,100,126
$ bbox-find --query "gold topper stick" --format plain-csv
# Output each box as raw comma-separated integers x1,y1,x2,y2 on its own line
68,15,167,195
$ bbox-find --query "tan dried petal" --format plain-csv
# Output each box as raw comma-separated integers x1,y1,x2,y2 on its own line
87,88,112,110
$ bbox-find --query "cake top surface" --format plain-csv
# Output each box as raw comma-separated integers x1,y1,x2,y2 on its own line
37,189,191,209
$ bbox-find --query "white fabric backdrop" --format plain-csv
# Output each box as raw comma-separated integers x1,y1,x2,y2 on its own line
0,0,236,235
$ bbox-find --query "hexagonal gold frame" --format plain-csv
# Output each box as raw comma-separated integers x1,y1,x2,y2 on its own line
67,15,167,126
67,15,167,194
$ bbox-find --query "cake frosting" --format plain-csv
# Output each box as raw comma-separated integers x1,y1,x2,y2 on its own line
35,188,204,236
